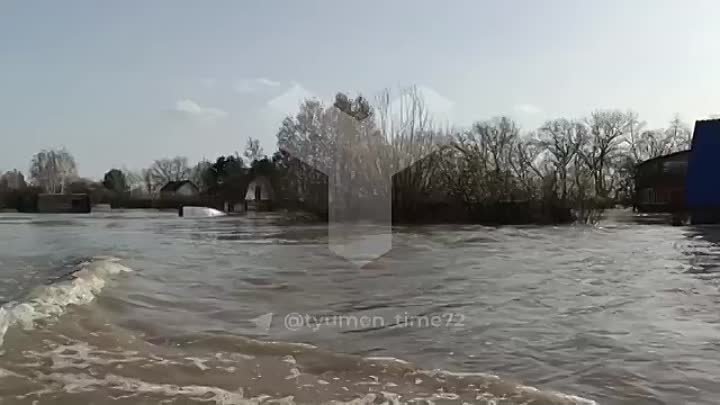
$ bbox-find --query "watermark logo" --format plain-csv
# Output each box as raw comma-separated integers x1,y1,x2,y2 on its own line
250,312,274,334
284,312,465,332
278,87,450,266
248,312,466,334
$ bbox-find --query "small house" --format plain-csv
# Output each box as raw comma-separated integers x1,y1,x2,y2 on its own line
245,176,274,211
159,181,199,199
634,150,690,213
37,193,91,213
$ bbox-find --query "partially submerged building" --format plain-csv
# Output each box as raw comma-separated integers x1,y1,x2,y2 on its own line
245,176,274,211
686,119,720,224
633,118,720,222
159,181,199,199
635,150,690,212
37,193,91,213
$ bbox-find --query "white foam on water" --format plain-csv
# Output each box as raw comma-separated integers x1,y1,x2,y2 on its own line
181,206,227,218
0,257,132,347
364,356,412,366
17,340,599,405
0,367,22,378
418,369,598,405
0,257,598,405
40,372,277,405
28,342,145,370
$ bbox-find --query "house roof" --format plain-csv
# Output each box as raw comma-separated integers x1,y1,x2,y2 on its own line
635,150,690,169
160,180,197,192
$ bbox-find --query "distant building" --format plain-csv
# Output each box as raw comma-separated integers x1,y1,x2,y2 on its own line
245,176,274,211
37,194,91,213
634,150,690,213
159,181,199,199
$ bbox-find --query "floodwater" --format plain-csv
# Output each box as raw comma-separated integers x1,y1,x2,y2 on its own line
0,210,718,404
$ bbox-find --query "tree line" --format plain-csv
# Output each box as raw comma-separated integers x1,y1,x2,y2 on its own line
0,87,693,223
273,89,691,223
0,137,272,210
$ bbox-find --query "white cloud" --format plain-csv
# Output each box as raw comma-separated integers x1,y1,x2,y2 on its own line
514,104,542,114
266,83,318,116
173,99,227,121
256,78,280,87
413,85,455,114
389,86,455,127
233,77,281,93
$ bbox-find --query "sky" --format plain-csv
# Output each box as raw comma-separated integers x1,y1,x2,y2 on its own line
2,0,720,179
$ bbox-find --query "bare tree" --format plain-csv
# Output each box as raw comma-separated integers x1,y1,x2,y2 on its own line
666,114,692,151
622,114,690,164
190,160,213,192
277,99,336,211
508,133,544,199
123,169,146,197
570,149,600,222
29,148,78,193
437,143,479,206
642,129,674,159
471,117,519,199
375,87,445,213
146,157,190,193
142,169,155,197
443,117,525,203
244,137,265,163
538,118,584,201
624,111,648,162
580,110,632,198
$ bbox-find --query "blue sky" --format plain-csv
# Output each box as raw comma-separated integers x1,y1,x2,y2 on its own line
2,0,720,178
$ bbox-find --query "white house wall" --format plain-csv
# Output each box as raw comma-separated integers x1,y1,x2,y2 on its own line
245,177,273,200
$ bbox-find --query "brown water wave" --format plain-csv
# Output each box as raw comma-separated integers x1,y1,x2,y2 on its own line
0,298,595,405
0,254,595,404
5,212,720,404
